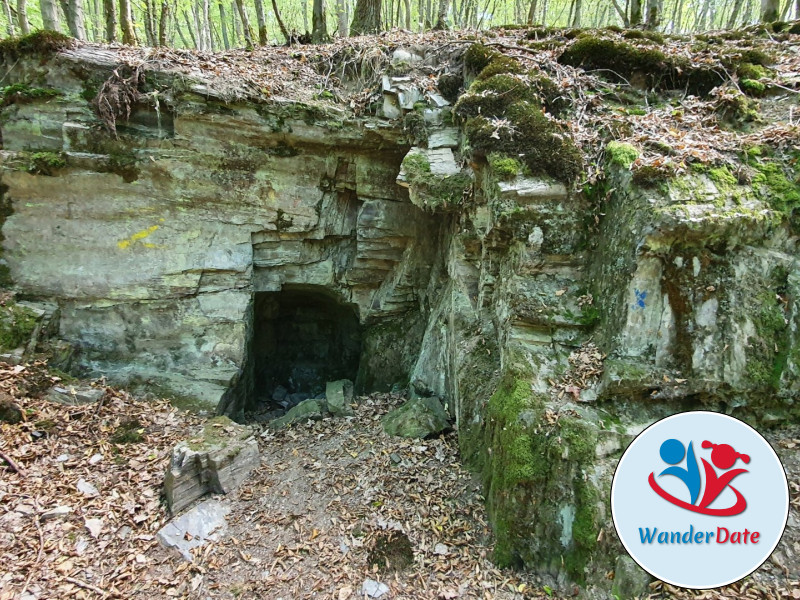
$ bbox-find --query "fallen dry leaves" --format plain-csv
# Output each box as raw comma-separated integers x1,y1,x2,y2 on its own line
0,362,200,599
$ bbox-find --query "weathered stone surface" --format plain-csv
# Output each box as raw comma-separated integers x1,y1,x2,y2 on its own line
3,46,800,593
326,379,354,417
46,384,105,406
157,498,231,561
382,396,450,438
611,555,651,599
164,416,259,514
269,398,327,429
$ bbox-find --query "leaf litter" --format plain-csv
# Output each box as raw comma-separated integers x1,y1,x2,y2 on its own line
0,364,799,598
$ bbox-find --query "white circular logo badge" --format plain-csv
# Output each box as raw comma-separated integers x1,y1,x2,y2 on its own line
611,411,789,589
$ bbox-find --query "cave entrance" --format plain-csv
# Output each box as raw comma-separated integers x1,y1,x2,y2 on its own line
248,288,362,413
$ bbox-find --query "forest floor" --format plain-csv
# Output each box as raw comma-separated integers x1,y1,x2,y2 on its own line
0,363,799,599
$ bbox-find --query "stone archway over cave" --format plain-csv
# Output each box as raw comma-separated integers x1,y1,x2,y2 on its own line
245,287,362,415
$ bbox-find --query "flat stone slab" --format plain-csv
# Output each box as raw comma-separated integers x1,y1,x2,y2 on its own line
46,384,105,406
326,379,354,417
157,499,231,561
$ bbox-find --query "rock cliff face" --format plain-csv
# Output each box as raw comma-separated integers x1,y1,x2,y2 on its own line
1,34,798,591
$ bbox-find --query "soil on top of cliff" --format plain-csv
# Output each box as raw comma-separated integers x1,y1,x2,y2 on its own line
34,22,800,186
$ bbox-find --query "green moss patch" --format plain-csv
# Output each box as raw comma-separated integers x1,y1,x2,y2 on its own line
0,302,38,351
481,370,602,580
462,101,582,183
0,83,61,107
559,36,724,95
606,141,639,168
401,151,472,211
28,152,66,176
488,153,522,181
0,30,74,58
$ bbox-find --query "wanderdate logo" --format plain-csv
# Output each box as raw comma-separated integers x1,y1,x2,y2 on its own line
611,412,788,589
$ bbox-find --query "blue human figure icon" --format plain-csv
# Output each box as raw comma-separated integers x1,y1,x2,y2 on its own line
658,439,701,505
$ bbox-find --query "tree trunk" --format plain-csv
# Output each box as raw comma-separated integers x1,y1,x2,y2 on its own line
645,0,661,27
629,0,642,24
119,0,136,43
312,0,328,41
203,0,212,49
253,0,267,44
231,0,240,44
403,0,410,27
526,0,537,23
191,2,203,48
350,0,380,33
182,9,197,46
301,0,309,31
336,0,348,34
2,0,13,35
233,0,254,46
16,0,29,34
571,0,581,26
143,0,156,45
271,0,290,42
433,0,450,28
101,0,115,39
726,0,745,26
158,0,169,45
41,0,60,30
761,0,779,21
66,0,87,39
218,0,230,48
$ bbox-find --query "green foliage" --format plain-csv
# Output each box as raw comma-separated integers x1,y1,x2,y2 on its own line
0,302,37,351
110,418,145,444
0,30,74,57
487,153,522,180
605,141,638,168
28,152,66,175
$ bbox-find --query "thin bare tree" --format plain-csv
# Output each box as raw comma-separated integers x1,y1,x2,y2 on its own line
16,0,30,34
254,0,267,44
41,0,60,30
233,0,254,46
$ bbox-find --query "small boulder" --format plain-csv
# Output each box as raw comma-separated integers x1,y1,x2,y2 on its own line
270,398,326,429
271,385,288,403
164,416,260,514
611,555,651,599
0,392,22,424
326,379,354,417
382,397,450,439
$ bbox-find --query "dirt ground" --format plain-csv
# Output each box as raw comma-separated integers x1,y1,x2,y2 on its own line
1,364,799,599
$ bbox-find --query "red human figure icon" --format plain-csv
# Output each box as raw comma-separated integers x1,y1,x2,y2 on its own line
698,441,750,510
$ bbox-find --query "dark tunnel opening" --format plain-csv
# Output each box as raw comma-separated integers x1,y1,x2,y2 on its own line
245,288,362,418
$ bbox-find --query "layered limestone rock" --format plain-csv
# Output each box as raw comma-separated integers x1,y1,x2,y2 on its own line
1,37,798,593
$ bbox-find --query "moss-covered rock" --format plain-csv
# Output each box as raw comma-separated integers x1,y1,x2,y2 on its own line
559,35,724,95
0,30,74,58
0,302,38,352
480,370,606,581
606,141,639,168
464,102,582,183
382,396,450,438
